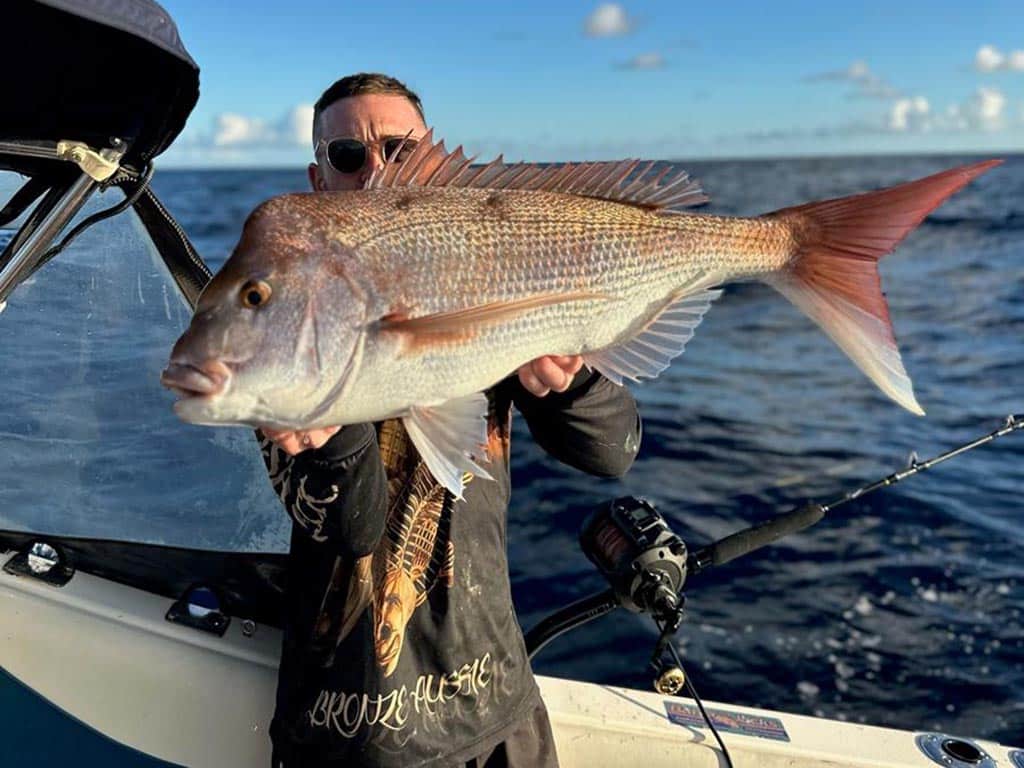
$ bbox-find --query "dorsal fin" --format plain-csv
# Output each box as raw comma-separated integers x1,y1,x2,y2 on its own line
365,129,708,212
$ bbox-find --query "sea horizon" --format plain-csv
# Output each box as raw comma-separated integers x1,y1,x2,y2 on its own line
156,148,1024,174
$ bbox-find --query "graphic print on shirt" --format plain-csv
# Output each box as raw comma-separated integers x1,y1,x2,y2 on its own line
261,432,336,543
263,401,511,679
372,419,459,676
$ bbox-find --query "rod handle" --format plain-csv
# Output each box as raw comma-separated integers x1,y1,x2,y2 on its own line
690,503,824,573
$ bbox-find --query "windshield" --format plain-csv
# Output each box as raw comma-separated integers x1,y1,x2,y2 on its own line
0,171,289,551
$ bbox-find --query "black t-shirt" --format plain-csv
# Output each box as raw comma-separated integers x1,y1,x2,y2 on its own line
261,372,640,767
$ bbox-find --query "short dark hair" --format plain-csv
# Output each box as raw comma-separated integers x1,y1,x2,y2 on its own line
313,73,425,140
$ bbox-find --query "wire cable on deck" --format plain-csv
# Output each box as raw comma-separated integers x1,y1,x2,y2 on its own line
658,619,735,768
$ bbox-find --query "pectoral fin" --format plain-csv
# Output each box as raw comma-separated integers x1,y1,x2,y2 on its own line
583,287,721,385
402,392,494,499
380,292,609,352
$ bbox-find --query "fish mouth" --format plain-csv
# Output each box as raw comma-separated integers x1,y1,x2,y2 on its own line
160,360,232,400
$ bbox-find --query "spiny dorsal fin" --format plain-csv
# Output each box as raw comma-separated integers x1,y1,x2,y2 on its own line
365,129,708,213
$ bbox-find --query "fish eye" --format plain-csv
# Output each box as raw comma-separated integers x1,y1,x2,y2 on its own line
240,280,272,309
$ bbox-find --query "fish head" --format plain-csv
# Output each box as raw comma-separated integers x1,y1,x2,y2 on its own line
162,193,368,429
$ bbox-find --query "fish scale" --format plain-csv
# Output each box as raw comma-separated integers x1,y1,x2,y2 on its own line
352,192,757,310
162,134,1000,497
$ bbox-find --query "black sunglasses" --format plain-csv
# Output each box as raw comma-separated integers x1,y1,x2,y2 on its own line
319,136,419,175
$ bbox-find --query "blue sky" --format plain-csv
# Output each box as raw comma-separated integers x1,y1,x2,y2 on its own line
160,0,1024,167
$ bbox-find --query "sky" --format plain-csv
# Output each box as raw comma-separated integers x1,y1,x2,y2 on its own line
159,0,1024,167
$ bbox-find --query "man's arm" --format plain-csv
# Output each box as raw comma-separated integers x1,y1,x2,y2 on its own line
508,359,641,478
258,424,388,558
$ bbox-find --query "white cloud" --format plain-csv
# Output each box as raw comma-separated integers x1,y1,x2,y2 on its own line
745,84,1016,143
282,104,316,147
806,60,899,99
203,104,314,149
971,87,1006,124
975,45,1004,72
585,3,633,37
802,55,1014,137
962,86,1006,130
888,96,930,131
619,52,665,70
212,114,270,147
975,45,1024,72
889,88,1006,133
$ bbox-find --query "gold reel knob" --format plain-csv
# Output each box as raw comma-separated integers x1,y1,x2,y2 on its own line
654,665,686,695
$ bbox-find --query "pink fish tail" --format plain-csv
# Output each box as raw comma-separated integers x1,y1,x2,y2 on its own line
765,159,1002,415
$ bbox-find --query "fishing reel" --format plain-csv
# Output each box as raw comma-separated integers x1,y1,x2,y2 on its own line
580,496,691,693
580,496,688,623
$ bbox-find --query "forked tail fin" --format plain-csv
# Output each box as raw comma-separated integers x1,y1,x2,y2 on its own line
765,160,1002,415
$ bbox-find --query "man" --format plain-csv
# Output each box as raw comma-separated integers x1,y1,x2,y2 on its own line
260,73,640,768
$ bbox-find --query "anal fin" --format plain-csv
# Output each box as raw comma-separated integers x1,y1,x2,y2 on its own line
402,392,493,499
583,287,721,385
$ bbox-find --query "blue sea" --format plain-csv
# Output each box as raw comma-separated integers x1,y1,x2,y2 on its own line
1,154,1022,752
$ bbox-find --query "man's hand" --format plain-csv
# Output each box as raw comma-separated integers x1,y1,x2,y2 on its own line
517,355,584,397
262,426,341,456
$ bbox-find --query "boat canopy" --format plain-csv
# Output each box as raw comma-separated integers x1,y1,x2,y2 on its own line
1,0,292,627
1,0,208,311
2,0,198,177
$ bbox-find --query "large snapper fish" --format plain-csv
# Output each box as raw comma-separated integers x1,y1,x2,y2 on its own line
162,133,1000,496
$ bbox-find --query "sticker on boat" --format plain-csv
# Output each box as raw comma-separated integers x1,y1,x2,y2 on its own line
664,701,790,742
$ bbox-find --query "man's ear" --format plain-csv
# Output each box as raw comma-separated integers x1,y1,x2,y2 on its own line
308,162,326,191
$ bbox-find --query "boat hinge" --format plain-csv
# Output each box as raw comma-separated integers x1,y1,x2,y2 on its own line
166,585,231,637
56,140,122,182
3,541,74,587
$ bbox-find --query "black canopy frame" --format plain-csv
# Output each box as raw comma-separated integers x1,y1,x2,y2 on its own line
0,1,283,627
1,0,208,305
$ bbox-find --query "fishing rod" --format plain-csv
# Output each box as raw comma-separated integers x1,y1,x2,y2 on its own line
524,414,1023,768
686,413,1023,576
824,413,1023,512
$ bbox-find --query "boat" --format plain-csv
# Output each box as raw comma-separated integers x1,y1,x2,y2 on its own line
3,533,1021,768
1,2,1021,767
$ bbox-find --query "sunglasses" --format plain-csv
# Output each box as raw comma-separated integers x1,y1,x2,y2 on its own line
317,136,419,175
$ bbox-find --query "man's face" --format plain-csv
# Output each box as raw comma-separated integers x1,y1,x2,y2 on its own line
309,94,428,192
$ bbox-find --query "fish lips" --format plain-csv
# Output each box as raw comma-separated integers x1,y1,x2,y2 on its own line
160,360,233,416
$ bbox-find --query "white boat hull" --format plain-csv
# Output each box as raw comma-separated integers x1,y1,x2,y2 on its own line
1,547,1018,767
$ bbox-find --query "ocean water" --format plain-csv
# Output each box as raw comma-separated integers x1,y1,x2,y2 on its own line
1,154,1022,748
